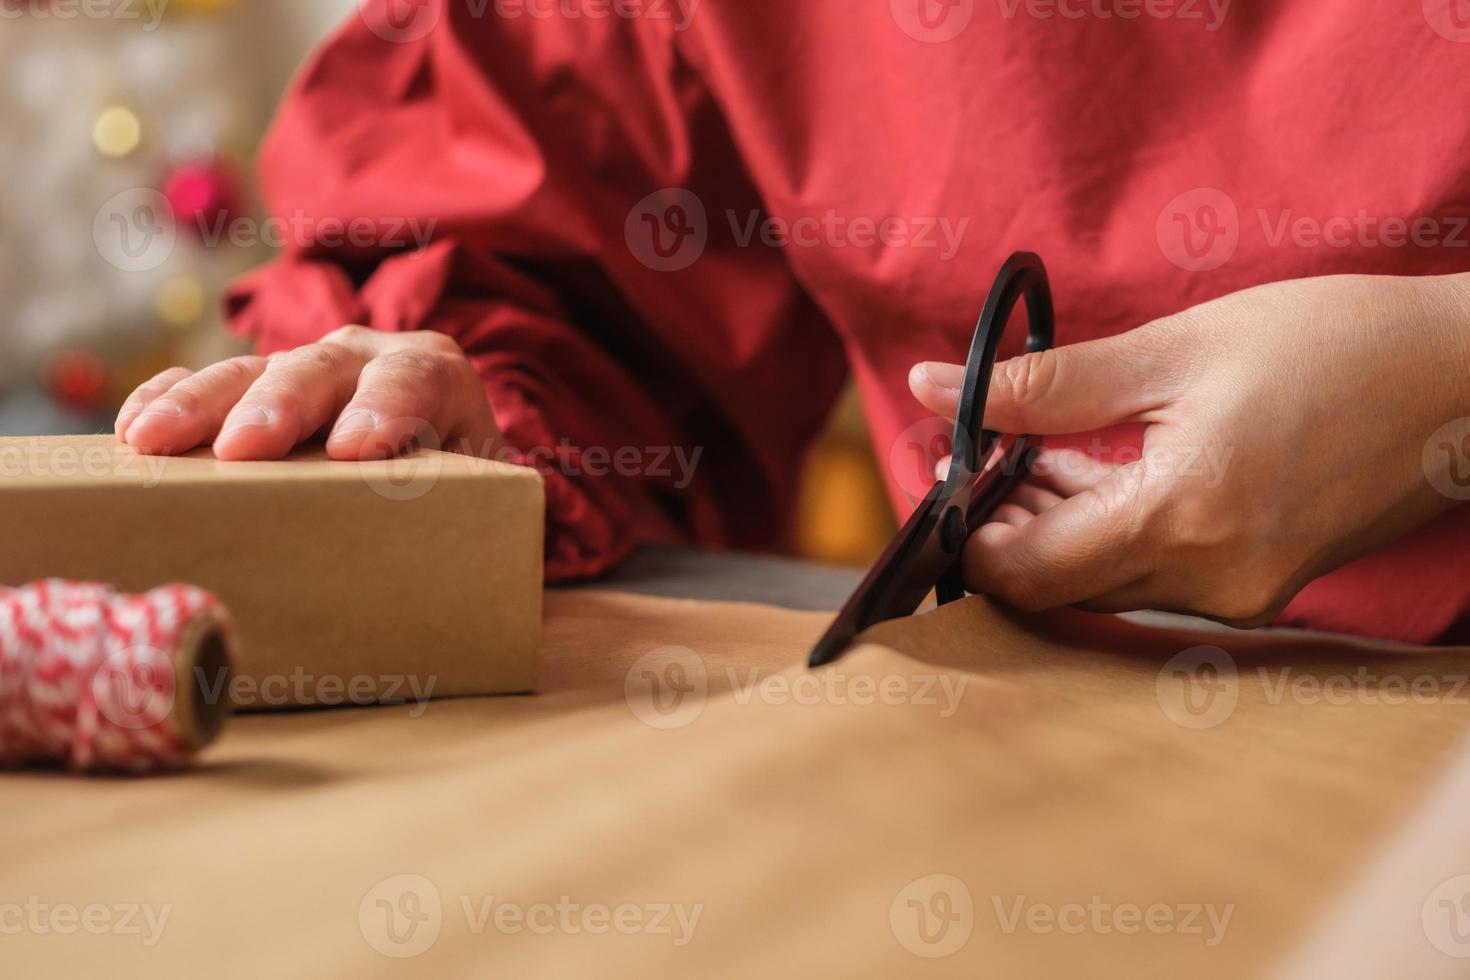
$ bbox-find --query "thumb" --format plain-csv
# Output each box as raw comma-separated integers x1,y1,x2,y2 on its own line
909,324,1179,434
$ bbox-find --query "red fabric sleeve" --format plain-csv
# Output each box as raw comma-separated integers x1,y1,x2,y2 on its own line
226,5,846,580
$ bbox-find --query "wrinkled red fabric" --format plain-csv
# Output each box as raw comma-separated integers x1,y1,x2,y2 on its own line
228,1,1470,643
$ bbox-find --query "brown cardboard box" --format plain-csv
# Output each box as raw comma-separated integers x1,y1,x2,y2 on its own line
0,435,543,708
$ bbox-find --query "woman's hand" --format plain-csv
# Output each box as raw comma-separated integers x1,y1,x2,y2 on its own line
116,326,502,461
909,273,1470,626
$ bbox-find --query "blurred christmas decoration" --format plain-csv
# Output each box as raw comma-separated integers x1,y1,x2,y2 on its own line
43,349,110,415
156,275,208,330
792,385,898,567
0,0,357,434
91,104,143,159
163,159,244,241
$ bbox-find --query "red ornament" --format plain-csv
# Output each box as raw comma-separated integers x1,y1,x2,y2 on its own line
162,160,243,241
44,349,109,414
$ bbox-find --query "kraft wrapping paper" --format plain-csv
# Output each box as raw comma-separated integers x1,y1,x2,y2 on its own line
3,591,1468,978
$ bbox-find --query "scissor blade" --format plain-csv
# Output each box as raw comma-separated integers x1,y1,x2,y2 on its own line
808,482,955,668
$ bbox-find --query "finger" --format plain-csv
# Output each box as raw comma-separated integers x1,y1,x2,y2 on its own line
988,503,1035,529
1007,482,1064,515
910,321,1182,436
934,437,1011,481
1027,446,1120,497
116,367,193,441
963,461,1159,611
974,486,1065,536
909,361,966,418
125,358,268,455
326,349,498,460
214,344,367,460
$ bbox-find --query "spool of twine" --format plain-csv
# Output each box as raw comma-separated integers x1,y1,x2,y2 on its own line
0,581,236,773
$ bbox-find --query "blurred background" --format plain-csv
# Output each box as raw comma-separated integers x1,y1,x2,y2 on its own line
0,0,894,566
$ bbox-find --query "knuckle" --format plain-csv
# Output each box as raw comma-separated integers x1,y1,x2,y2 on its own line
386,348,455,388
997,349,1059,409
1091,464,1159,542
1153,481,1259,557
279,343,346,375
1157,496,1231,553
210,356,262,388
409,330,462,356
249,385,304,418
323,324,371,345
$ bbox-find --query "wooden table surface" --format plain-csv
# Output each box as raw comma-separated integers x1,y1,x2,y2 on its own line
4,552,1468,979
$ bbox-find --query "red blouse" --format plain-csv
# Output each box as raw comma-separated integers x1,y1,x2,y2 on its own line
228,1,1470,642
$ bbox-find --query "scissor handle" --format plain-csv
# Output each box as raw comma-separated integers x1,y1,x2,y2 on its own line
946,252,1055,486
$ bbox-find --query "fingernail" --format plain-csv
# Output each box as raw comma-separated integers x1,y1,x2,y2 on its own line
140,399,184,418
330,410,379,440
221,407,273,433
914,361,964,389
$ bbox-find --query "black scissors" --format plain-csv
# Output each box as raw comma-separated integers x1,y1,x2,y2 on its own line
808,251,1055,668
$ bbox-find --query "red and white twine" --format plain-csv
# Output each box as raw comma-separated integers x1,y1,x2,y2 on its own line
0,581,233,773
